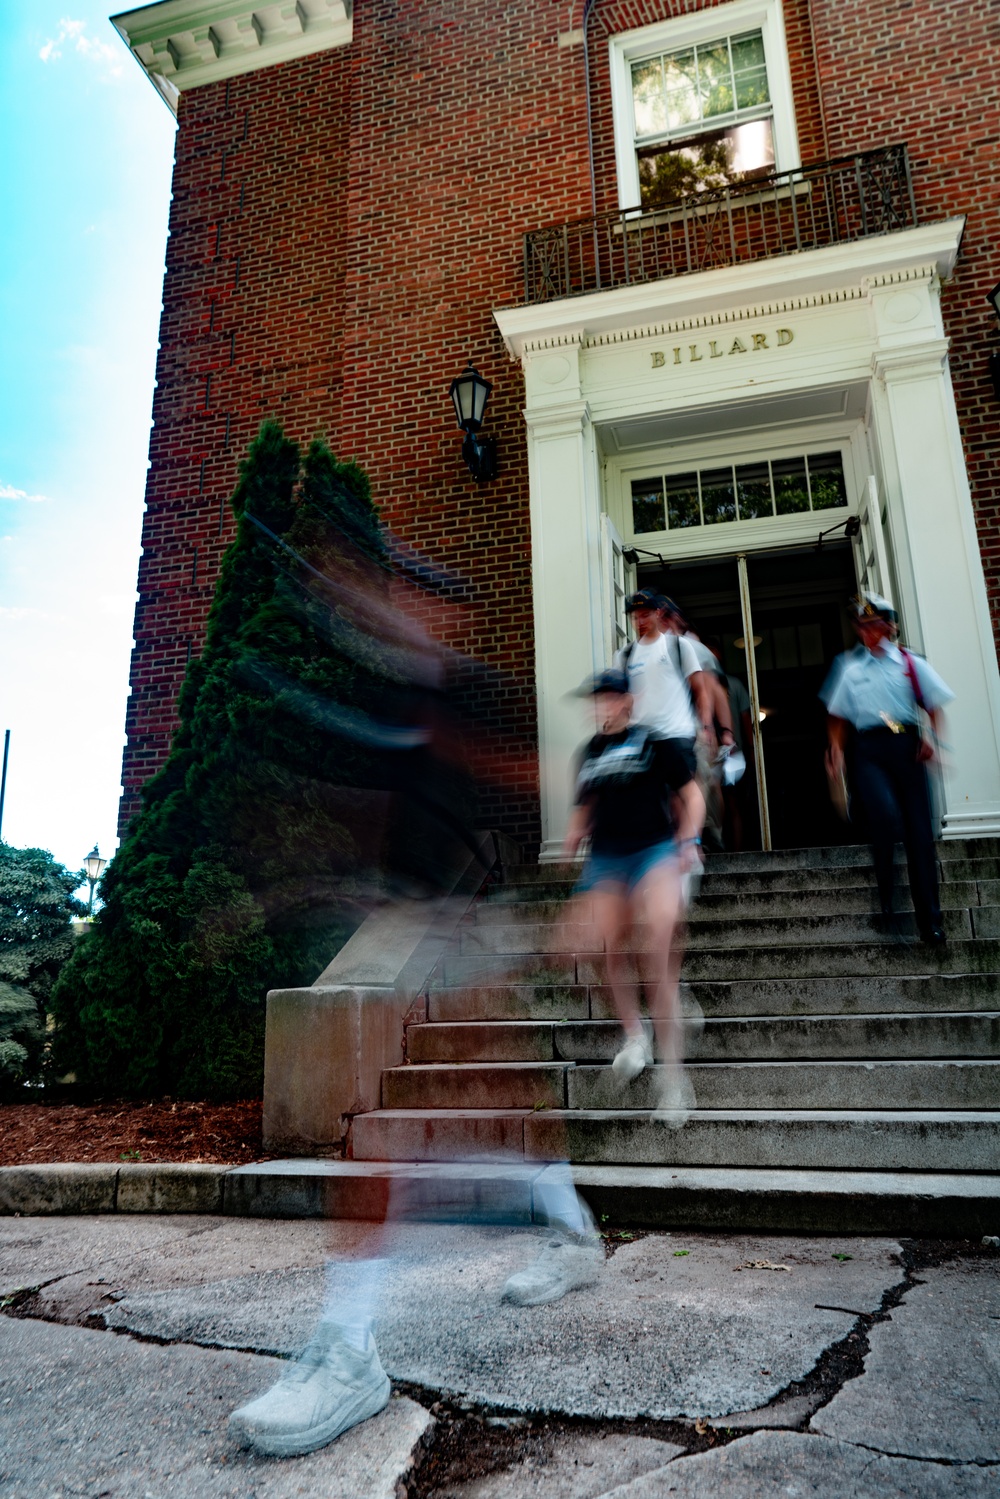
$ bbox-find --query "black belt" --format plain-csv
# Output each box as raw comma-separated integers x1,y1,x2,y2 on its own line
857,722,919,737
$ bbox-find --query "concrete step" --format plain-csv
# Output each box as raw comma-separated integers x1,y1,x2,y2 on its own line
408,1011,1000,1064
489,853,1000,904
580,937,1000,986
457,908,983,957
427,972,1000,1023
569,1060,1000,1112
383,1058,1000,1112
473,883,982,927
440,937,1000,988
351,1107,1000,1172
383,1061,570,1110
220,1159,1000,1235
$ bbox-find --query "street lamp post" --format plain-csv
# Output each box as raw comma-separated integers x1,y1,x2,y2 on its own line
83,845,108,918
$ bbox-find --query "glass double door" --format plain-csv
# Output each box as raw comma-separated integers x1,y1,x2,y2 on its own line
640,542,857,850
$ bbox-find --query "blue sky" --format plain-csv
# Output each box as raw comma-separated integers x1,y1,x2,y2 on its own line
0,5,175,884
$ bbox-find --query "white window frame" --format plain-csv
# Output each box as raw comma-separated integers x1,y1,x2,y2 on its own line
608,0,801,212
604,420,871,562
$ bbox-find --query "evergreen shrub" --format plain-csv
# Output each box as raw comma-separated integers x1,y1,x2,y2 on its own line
49,422,396,1098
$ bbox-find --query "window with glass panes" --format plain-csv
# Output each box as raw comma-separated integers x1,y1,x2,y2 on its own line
630,452,847,535
630,30,774,208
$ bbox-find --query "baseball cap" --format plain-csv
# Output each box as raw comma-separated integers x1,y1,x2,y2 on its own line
576,668,630,696
624,589,663,613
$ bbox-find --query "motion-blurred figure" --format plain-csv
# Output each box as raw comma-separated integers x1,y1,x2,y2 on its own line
564,670,701,1122
821,592,953,945
613,590,709,858
658,601,736,854
705,635,753,851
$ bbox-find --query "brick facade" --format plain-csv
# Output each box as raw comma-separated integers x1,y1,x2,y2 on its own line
121,0,1000,849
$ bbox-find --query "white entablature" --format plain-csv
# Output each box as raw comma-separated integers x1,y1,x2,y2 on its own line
112,0,353,112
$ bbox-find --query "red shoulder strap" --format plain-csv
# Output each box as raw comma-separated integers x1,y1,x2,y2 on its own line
899,649,926,711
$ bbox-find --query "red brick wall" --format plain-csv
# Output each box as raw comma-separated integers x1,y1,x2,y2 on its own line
122,0,1000,847
123,50,354,827
809,0,1000,655
121,2,595,850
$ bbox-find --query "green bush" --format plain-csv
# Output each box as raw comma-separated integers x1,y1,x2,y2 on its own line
49,422,394,1099
0,844,84,1093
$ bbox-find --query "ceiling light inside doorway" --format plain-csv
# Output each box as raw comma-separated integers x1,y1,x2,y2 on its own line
734,634,762,650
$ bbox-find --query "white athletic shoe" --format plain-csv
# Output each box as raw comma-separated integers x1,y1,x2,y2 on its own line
228,1321,390,1457
501,1234,605,1306
612,1032,653,1084
651,1067,696,1130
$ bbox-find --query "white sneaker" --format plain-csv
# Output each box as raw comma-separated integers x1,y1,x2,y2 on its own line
651,1067,696,1129
612,1032,653,1084
502,1234,604,1306
228,1321,390,1457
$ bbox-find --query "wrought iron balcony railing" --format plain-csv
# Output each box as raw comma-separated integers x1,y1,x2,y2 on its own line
522,144,918,304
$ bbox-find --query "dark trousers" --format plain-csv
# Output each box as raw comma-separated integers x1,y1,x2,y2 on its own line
852,728,941,932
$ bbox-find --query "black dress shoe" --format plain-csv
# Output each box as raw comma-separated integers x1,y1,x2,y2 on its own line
922,926,947,947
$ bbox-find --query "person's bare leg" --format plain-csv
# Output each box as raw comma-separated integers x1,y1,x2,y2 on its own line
590,885,641,1037
638,860,695,1124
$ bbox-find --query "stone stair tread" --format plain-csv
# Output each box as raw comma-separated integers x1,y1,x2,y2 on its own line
458,908,983,956
222,1158,1000,1233
361,1105,1000,1122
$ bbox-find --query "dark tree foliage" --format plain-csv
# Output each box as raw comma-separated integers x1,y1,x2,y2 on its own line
49,422,396,1099
0,844,84,1093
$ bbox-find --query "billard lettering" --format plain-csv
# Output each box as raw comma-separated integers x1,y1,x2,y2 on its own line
647,328,794,367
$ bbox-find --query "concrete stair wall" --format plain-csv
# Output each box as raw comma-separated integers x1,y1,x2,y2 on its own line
344,839,1000,1228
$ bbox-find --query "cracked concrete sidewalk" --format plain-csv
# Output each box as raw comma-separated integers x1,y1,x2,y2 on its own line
0,1217,996,1497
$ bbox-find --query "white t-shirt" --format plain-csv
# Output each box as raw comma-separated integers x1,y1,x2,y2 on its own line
616,632,701,739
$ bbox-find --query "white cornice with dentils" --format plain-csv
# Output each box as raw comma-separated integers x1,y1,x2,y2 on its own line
494,219,966,360
111,0,353,113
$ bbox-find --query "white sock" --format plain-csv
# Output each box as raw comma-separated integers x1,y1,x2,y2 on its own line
535,1164,596,1240
320,1256,387,1349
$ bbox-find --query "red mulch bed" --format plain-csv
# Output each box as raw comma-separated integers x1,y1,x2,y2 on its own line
0,1098,265,1166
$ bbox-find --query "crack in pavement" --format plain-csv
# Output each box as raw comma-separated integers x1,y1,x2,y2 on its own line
3,1235,993,1494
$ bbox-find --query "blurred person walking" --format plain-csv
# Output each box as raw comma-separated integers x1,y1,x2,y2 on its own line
613,589,710,857
564,669,702,1123
705,635,753,850
658,603,736,853
821,592,953,945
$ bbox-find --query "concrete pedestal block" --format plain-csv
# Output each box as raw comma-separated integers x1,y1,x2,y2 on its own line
263,984,407,1153
262,832,498,1154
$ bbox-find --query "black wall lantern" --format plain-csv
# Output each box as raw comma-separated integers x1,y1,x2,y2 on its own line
987,281,1000,402
450,362,498,482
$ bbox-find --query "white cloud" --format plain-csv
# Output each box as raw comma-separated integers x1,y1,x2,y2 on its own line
0,482,51,503
39,18,123,78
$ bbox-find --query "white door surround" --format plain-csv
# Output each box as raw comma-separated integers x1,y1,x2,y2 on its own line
495,219,1000,856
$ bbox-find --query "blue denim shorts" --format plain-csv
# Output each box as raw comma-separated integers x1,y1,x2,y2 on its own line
575,840,678,895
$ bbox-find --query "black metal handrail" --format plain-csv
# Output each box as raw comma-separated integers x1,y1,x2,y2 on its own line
522,144,918,304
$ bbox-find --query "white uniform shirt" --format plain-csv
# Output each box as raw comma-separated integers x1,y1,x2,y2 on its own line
615,632,701,739
820,642,953,730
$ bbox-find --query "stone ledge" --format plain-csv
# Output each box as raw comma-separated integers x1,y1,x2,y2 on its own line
0,1162,228,1216
3,1160,998,1235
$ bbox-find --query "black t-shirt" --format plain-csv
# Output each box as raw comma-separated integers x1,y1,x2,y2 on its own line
575,728,676,856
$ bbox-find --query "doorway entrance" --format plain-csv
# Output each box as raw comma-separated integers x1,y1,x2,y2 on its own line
639,542,857,849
